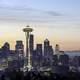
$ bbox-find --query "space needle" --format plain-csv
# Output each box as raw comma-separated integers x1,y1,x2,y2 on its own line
23,25,33,71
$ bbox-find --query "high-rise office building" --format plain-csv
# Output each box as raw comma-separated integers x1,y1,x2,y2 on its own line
15,41,24,57
4,42,10,49
53,54,58,66
29,34,34,66
43,39,54,67
32,50,38,68
36,44,42,56
0,42,10,70
36,44,43,67
29,34,34,53
44,39,50,57
15,41,24,68
44,39,49,46
44,39,53,57
1,42,10,57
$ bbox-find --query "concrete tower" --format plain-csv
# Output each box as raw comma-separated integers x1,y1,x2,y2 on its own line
23,25,33,70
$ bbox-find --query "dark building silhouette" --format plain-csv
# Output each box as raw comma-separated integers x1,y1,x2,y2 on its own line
44,38,50,46
72,56,80,69
36,44,43,56
15,41,24,58
0,43,9,70
58,54,69,66
29,34,34,53
8,60,18,69
36,44,43,67
52,53,69,75
1,42,10,57
43,39,54,67
32,50,38,68
53,54,58,66
29,34,34,66
15,41,24,68
44,39,50,57
53,65,69,75
2,42,10,50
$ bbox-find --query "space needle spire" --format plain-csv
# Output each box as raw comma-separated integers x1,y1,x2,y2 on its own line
23,25,33,71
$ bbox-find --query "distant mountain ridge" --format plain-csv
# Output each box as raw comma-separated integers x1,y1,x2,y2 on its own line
65,50,80,57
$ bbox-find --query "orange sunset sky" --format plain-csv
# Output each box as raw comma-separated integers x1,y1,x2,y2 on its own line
0,0,80,51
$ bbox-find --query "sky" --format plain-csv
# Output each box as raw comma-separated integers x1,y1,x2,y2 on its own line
0,0,80,50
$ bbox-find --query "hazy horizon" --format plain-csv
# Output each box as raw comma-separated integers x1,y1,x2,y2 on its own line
0,0,80,51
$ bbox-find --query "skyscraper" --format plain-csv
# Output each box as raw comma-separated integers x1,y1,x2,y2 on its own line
44,39,53,57
43,39,54,67
53,55,58,66
29,34,34,66
2,42,10,57
36,44,43,67
36,44,42,56
0,42,10,70
32,50,37,68
15,40,24,57
44,39,50,46
15,40,24,68
44,39,50,57
29,34,34,53
2,42,10,51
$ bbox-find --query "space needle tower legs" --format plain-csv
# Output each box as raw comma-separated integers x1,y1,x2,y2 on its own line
23,25,33,71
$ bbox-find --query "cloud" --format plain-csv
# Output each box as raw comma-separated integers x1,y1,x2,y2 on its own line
44,11,62,16
0,4,63,22
0,5,62,16
0,0,62,17
0,2,62,16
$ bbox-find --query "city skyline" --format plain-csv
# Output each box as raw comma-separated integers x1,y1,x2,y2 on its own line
0,0,80,50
